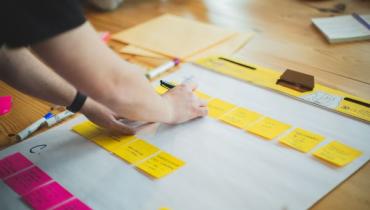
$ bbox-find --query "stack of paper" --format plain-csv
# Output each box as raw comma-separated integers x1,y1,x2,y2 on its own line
113,14,253,61
312,14,370,43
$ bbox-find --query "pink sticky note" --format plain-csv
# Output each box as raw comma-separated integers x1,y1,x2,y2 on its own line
0,95,12,116
54,199,92,210
4,166,52,196
0,152,33,179
22,182,73,210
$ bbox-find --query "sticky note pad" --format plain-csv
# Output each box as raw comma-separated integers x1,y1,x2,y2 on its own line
0,152,33,179
194,91,212,101
207,98,236,119
155,85,168,95
313,141,362,167
336,99,370,122
72,121,104,139
22,182,73,210
91,134,137,151
4,166,52,196
113,139,160,164
54,199,92,210
246,117,291,140
279,128,325,153
136,151,185,179
220,107,263,128
0,95,12,116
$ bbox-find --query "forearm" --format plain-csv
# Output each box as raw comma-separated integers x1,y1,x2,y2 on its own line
0,47,75,107
31,22,173,123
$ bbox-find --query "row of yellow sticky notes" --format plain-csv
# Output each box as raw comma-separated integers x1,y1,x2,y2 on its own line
72,121,185,179
155,85,362,167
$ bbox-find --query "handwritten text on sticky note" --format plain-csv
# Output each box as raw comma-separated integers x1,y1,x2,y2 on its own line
279,128,325,153
22,182,73,210
0,152,33,179
91,134,137,151
4,166,52,196
246,117,291,140
220,107,262,128
113,139,160,164
136,151,185,179
313,141,362,166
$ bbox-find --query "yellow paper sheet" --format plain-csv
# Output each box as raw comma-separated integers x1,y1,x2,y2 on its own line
188,32,253,61
207,98,236,119
155,85,169,95
220,107,263,129
194,90,212,101
91,134,137,151
112,139,160,164
336,100,370,122
119,45,168,59
279,128,325,153
313,141,362,167
72,121,104,139
246,117,291,140
112,14,235,59
119,32,253,61
136,151,185,179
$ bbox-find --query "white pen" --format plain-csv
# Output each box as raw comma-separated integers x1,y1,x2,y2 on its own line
145,58,180,79
46,110,75,127
16,112,54,141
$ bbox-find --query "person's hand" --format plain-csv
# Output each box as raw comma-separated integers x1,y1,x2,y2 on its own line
162,82,208,124
80,98,136,135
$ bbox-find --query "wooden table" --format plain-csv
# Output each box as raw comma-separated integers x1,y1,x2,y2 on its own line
1,0,369,209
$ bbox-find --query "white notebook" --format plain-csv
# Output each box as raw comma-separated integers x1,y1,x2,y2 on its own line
312,14,370,43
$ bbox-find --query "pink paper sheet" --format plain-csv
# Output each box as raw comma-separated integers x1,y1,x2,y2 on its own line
4,166,52,196
54,198,92,210
22,182,73,210
0,95,12,116
0,152,33,179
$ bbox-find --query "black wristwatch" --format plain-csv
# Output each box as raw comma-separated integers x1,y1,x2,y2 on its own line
66,91,87,113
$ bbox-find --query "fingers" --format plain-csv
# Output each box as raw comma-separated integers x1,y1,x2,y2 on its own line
194,106,208,117
109,119,136,135
182,82,198,91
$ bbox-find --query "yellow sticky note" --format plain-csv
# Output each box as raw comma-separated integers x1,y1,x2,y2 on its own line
336,99,370,122
279,128,325,153
136,151,185,179
159,208,171,210
72,121,104,139
112,139,160,164
313,141,362,167
246,117,291,140
91,134,137,151
194,90,212,101
155,85,168,95
207,98,236,119
220,107,263,128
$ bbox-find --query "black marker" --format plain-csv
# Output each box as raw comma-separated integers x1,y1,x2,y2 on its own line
219,57,256,70
344,97,370,108
160,80,176,89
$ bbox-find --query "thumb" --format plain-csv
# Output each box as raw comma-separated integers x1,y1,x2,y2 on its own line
109,119,136,135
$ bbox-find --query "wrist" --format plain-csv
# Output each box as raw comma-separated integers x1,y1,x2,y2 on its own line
80,97,93,116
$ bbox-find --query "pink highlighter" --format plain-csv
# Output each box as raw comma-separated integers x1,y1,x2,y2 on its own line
0,96,12,116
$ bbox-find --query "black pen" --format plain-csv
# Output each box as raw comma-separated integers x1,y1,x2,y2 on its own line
160,80,176,89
